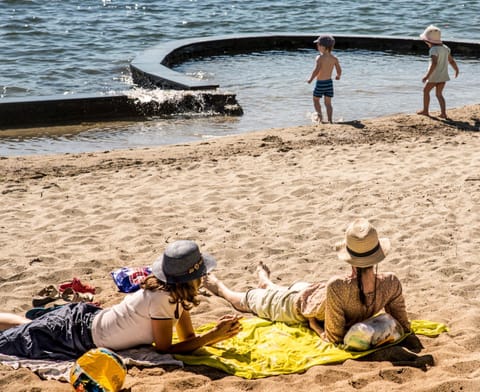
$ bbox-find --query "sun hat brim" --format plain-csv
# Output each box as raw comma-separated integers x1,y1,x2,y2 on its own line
420,33,442,44
336,237,390,268
152,252,217,284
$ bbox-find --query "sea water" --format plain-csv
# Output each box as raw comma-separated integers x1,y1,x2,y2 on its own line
0,1,479,155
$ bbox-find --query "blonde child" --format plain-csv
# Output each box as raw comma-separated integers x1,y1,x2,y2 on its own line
307,35,342,123
417,25,459,119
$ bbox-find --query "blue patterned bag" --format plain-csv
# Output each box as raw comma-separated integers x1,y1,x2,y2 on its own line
110,266,151,293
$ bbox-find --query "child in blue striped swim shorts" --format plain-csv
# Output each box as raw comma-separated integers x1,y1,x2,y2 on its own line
307,35,342,123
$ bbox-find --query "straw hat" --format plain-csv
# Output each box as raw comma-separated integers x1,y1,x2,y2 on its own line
152,240,217,284
420,25,442,44
336,218,390,268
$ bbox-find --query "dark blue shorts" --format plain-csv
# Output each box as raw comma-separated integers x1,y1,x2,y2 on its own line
313,79,334,98
0,302,101,360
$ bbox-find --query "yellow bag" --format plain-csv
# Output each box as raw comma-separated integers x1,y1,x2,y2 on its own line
70,348,126,392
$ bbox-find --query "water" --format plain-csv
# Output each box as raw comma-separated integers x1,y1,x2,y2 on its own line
177,49,480,129
0,1,479,155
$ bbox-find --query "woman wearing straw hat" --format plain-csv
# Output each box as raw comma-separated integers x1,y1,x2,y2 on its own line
0,240,242,359
203,218,410,344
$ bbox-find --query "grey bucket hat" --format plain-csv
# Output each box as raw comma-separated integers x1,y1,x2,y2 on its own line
152,240,217,284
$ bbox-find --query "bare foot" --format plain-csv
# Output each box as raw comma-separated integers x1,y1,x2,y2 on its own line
202,274,249,313
257,262,272,289
439,114,450,120
311,113,322,124
416,110,430,116
202,273,221,296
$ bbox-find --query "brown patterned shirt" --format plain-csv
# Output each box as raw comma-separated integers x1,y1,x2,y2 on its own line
296,273,410,343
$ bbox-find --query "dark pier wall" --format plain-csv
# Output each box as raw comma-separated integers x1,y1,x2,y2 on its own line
0,92,242,129
2,33,478,130
131,33,479,90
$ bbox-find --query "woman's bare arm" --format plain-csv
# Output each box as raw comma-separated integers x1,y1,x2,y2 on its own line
152,311,242,354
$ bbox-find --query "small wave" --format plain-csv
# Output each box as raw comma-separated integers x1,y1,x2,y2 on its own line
0,85,30,97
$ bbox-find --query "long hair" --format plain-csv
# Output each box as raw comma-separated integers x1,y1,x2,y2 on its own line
140,275,201,312
355,266,376,306
356,267,367,305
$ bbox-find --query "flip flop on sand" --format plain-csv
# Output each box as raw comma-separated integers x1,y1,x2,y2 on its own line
61,287,94,303
31,285,61,307
58,277,96,294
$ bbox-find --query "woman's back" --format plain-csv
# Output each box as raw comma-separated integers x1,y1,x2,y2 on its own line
324,273,409,343
91,288,181,350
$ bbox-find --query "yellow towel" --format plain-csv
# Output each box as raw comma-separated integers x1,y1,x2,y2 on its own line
174,317,448,379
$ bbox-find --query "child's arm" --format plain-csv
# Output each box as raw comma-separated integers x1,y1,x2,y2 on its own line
307,56,321,84
448,54,459,78
422,54,438,83
334,58,342,80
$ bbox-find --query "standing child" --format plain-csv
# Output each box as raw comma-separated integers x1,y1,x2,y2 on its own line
307,34,342,124
417,25,459,119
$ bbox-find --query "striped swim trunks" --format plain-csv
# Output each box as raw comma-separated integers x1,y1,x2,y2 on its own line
313,79,334,98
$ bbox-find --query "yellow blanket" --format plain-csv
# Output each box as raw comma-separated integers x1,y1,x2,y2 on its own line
174,317,448,379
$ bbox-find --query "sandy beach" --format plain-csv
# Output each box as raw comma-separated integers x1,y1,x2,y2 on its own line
1,105,479,391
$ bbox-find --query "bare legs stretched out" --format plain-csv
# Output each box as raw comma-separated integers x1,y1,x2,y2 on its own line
203,262,285,312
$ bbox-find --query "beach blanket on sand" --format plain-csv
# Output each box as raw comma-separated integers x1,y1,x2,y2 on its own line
174,318,448,379
0,319,447,381
0,347,183,382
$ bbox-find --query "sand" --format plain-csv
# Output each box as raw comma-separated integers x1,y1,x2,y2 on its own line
1,105,479,391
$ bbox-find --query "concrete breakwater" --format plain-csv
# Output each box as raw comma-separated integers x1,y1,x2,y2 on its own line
2,33,478,130
0,92,242,129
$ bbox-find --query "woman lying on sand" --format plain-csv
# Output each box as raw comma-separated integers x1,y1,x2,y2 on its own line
204,218,410,344
0,240,242,360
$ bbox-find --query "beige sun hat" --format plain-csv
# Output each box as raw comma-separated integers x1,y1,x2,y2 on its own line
336,218,391,268
420,25,442,44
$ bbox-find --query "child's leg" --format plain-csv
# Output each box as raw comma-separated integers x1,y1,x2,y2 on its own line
434,82,447,118
417,82,436,116
324,96,333,123
313,96,323,121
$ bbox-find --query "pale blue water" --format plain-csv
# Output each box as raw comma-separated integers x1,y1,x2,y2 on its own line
0,1,479,155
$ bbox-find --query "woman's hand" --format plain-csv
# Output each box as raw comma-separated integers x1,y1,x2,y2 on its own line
153,312,242,354
208,314,242,345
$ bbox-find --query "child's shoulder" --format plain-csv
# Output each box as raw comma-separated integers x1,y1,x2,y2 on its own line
319,52,337,61
430,44,450,53
324,52,339,61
